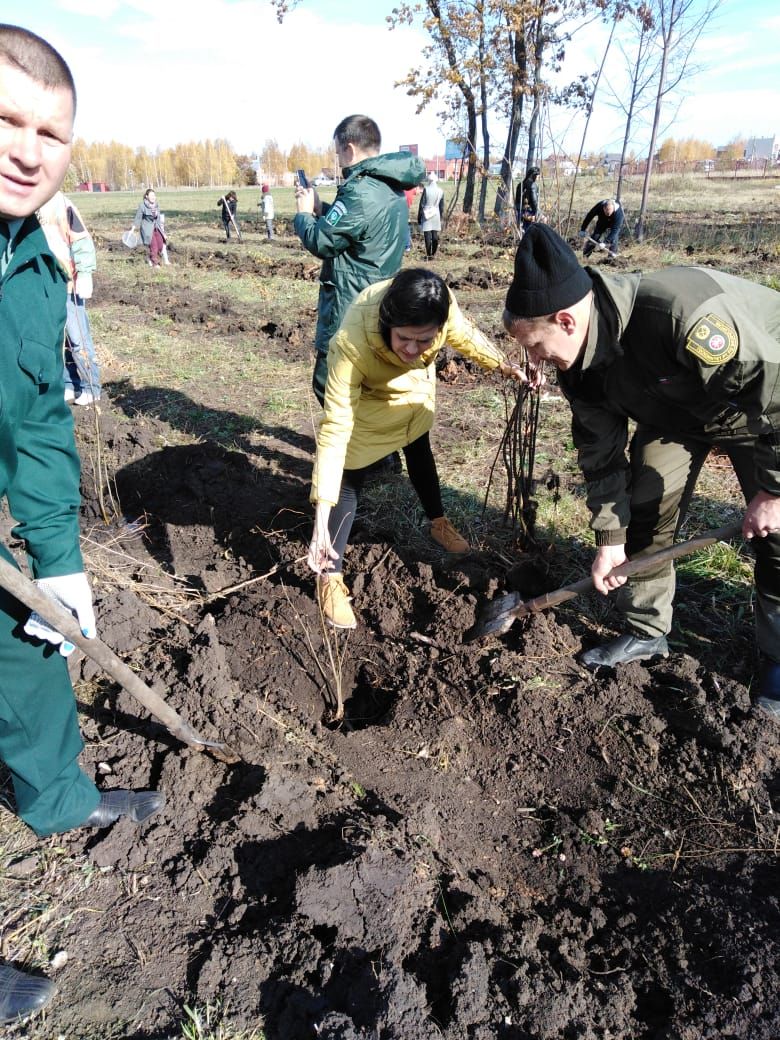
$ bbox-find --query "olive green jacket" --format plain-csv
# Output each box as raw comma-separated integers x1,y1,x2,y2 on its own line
559,266,780,545
311,278,506,506
0,217,83,576
293,152,426,356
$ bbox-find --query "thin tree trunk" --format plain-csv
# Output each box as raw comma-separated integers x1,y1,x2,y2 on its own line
635,0,676,241
615,24,650,201
494,21,527,217
565,15,618,234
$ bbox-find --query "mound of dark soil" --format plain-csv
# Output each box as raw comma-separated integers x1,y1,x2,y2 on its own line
28,397,777,1039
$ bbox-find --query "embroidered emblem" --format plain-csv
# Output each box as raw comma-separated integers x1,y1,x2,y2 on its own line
325,201,347,227
684,313,738,365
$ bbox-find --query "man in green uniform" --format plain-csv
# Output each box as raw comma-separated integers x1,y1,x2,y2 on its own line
0,25,163,1026
502,223,780,715
294,114,426,405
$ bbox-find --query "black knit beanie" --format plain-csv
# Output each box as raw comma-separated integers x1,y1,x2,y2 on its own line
505,223,592,317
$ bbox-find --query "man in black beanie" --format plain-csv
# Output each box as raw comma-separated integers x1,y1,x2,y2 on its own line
502,223,780,718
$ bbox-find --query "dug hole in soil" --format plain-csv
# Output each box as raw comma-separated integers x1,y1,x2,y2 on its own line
17,386,780,1040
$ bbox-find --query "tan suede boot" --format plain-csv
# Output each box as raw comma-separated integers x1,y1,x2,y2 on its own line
317,574,357,629
430,517,469,553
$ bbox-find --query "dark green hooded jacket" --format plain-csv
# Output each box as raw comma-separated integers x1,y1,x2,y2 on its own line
559,266,780,544
293,151,426,356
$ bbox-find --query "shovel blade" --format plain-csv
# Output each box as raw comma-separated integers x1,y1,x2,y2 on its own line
463,603,525,642
474,589,525,624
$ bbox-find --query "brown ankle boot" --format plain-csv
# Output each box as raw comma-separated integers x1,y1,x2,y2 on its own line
430,517,469,553
317,574,357,629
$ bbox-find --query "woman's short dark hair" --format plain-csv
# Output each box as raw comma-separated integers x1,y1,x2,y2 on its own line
379,268,450,345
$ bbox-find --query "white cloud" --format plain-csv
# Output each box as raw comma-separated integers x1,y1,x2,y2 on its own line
61,0,446,154
57,0,121,16
23,0,780,162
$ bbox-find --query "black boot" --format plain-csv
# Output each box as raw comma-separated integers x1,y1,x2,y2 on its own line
79,789,165,829
755,657,780,721
580,633,669,671
0,964,55,1025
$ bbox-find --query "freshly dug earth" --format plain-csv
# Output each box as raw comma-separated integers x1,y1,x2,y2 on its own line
15,385,777,1040
4,218,780,1039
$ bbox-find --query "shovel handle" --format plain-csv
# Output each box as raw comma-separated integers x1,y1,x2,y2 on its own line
0,556,232,757
517,522,742,617
466,521,743,641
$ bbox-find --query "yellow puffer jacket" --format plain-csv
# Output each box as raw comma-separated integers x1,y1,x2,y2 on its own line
312,277,506,506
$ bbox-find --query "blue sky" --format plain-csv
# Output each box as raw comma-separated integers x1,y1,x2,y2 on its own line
15,0,780,161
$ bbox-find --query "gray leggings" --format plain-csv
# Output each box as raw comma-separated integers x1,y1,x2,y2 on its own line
328,433,443,572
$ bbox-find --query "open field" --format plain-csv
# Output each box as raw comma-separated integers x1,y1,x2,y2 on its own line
1,176,779,1039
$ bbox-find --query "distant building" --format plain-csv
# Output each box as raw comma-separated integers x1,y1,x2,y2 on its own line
542,154,577,176
743,136,779,162
75,181,110,192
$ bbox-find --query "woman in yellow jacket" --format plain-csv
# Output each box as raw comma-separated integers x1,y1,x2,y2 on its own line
308,267,526,629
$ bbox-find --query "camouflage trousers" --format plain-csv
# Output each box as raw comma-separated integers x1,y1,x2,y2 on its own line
616,424,780,662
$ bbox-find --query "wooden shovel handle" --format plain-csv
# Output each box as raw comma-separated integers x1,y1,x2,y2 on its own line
515,522,742,618
0,555,237,759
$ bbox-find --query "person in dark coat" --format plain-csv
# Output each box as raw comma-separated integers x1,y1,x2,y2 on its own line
218,190,239,241
0,24,164,1028
579,198,624,256
514,166,539,230
502,223,780,718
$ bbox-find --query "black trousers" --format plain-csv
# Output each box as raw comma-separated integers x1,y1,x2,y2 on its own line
328,432,443,571
424,230,440,258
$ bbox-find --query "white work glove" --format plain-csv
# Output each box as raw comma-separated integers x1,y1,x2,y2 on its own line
75,272,93,299
23,572,96,657
578,230,588,238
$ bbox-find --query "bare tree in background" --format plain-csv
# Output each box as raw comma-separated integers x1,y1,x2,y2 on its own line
634,0,720,241
606,4,658,201
389,0,486,214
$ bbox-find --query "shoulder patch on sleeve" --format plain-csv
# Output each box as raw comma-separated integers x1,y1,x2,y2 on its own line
325,201,347,227
684,313,738,365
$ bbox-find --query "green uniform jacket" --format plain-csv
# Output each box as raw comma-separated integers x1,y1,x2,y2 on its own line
559,266,780,545
294,152,426,355
1,218,83,577
312,278,506,506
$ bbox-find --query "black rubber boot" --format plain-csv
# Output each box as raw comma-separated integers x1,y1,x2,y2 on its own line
580,633,669,671
0,964,55,1025
80,789,165,829
755,657,780,721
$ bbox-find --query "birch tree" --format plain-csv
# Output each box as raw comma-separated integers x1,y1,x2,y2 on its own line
633,0,720,240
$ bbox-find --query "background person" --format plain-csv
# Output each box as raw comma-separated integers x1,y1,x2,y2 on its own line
579,197,624,257
515,166,540,231
294,113,426,405
403,185,417,252
0,23,164,1028
130,187,166,267
217,190,239,241
418,171,444,260
502,223,780,717
260,183,274,240
37,190,101,405
308,268,525,630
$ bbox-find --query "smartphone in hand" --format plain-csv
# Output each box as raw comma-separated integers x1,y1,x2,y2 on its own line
296,169,309,188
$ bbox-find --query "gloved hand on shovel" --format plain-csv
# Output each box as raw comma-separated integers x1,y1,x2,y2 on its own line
23,572,96,657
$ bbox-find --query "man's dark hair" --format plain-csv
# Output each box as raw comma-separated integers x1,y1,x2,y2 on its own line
379,268,450,345
0,24,76,111
333,115,381,154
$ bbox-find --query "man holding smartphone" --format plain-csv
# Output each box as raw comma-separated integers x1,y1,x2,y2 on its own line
294,114,425,404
